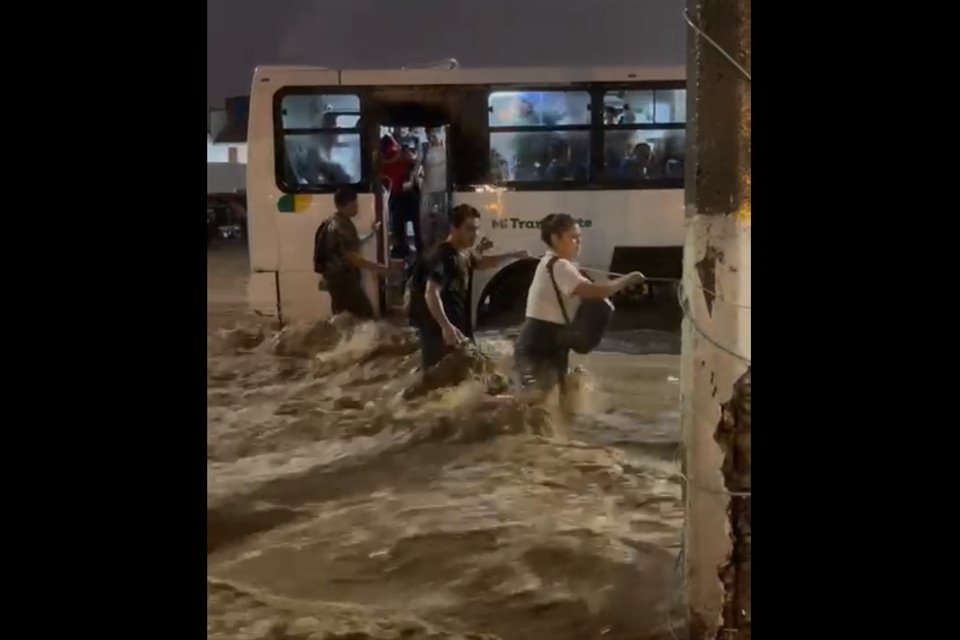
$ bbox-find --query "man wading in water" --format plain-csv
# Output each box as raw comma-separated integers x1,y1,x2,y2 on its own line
414,204,527,370
314,187,393,319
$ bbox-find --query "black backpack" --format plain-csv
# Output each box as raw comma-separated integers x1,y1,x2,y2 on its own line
547,256,615,354
312,219,333,275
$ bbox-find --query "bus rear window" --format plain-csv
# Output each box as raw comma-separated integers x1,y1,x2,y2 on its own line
275,92,362,192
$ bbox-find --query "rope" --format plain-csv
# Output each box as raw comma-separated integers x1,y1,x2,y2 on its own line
560,260,752,363
676,281,751,364
577,264,751,311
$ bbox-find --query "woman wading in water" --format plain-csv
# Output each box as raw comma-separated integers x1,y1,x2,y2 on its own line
514,213,645,409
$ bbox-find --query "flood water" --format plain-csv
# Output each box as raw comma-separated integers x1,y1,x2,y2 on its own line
207,242,685,640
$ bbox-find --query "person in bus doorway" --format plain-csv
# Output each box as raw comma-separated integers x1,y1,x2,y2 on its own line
317,187,391,319
416,204,528,370
514,213,644,404
419,127,449,252
380,134,422,260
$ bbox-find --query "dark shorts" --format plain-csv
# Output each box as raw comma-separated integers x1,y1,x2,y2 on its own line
326,274,374,319
514,317,569,394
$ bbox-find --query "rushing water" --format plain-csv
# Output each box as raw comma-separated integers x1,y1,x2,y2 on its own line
207,244,685,640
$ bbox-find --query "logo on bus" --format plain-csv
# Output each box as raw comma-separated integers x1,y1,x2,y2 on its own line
491,217,593,230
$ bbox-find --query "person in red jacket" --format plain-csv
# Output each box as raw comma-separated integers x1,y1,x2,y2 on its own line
379,134,422,260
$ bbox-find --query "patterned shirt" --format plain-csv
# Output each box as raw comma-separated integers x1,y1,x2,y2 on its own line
324,212,361,281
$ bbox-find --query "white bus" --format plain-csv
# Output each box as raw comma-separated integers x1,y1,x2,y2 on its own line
245,65,686,328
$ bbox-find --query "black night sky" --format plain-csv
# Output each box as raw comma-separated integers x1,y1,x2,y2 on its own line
207,0,686,106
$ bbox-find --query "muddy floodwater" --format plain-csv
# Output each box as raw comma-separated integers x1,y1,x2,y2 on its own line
207,243,685,640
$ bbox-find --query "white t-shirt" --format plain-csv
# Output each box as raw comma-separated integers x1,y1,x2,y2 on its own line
524,252,589,325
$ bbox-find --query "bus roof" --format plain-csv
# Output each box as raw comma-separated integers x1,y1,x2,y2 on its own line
252,65,686,88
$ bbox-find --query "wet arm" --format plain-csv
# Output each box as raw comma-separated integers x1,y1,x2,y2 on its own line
573,276,635,299
425,279,454,331
553,258,635,300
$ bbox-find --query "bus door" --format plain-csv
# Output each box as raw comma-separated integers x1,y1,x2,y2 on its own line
374,124,452,314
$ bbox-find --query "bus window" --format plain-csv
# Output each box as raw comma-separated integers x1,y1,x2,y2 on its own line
602,90,654,125
275,92,362,191
488,91,591,127
652,89,686,124
490,131,590,182
486,90,591,185
604,130,686,181
281,94,360,128
602,89,686,184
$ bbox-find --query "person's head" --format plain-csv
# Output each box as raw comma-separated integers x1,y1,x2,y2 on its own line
604,106,618,125
427,127,443,145
334,187,359,217
632,142,653,166
380,134,399,160
540,213,581,259
448,204,481,249
549,138,571,163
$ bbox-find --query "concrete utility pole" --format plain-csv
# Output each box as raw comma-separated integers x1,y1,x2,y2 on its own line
680,0,751,638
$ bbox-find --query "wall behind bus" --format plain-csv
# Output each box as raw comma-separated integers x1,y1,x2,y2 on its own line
207,141,248,165
207,0,686,106
207,162,246,194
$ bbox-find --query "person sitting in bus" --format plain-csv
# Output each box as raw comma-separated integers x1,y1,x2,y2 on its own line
619,142,662,180
317,187,391,319
489,149,510,183
380,134,422,260
417,204,528,371
514,213,644,402
544,138,587,182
